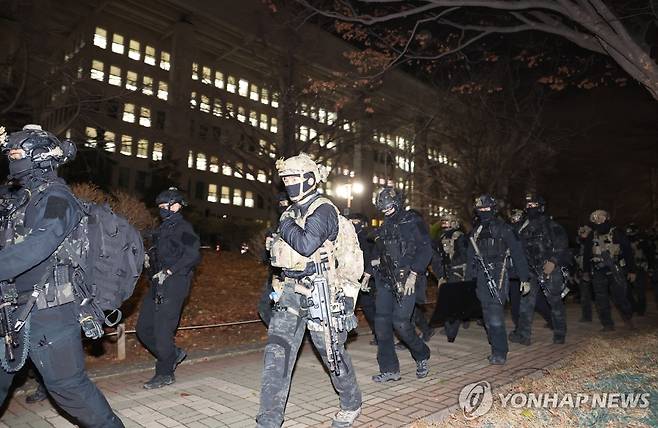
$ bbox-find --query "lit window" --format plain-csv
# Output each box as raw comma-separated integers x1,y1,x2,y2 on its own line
245,191,254,208
142,76,153,95
190,92,197,109
260,113,268,130
93,27,107,49
188,150,193,168
246,168,255,181
212,98,222,116
157,81,168,100
126,71,138,91
144,46,156,65
214,71,224,88
319,108,326,123
257,170,267,183
202,66,211,84
128,40,140,60
238,79,248,97
192,62,199,80
299,126,308,142
372,175,378,184
237,106,246,122
122,103,135,122
234,162,243,178
136,139,148,158
209,156,219,173
220,186,230,204
222,164,232,176
249,111,257,127
250,84,259,101
85,127,97,148
152,142,163,160
260,88,269,104
120,135,132,156
271,92,279,108
207,184,218,203
160,51,170,70
111,33,124,54
327,111,337,124
105,131,116,152
196,153,207,170
139,107,151,127
108,65,121,86
227,76,236,93
300,103,308,116
309,128,317,141
233,189,243,206
200,95,210,113
225,102,234,117
90,60,104,81
270,117,278,134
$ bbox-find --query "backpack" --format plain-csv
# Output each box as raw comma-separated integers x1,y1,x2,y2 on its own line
60,198,145,328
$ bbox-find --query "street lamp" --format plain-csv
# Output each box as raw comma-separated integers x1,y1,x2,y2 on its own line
335,180,364,212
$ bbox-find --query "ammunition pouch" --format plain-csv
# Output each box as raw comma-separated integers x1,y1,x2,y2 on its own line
36,264,76,310
269,236,312,271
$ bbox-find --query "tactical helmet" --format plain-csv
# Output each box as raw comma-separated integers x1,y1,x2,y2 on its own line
474,194,497,211
524,193,545,212
375,187,404,213
156,187,188,207
625,223,639,237
275,152,329,202
589,209,609,225
2,124,76,171
440,213,460,229
578,225,592,238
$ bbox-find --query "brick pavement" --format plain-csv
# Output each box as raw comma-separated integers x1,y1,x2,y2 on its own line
0,304,654,427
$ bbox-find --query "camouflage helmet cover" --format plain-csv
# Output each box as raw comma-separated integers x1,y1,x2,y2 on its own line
589,209,609,224
275,152,329,183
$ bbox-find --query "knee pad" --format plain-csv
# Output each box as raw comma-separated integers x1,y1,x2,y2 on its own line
264,335,292,378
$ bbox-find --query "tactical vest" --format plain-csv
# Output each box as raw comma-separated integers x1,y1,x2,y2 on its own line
378,211,417,267
630,240,648,270
472,221,508,264
518,217,554,268
441,230,463,261
591,227,622,266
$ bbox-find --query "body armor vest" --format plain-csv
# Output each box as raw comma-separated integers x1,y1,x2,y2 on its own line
473,221,507,264
378,212,416,268
630,241,648,270
518,217,553,268
440,229,467,276
591,227,621,266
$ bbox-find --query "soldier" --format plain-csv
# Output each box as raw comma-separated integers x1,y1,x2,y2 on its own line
583,210,635,331
0,125,124,426
511,194,569,346
137,187,200,389
624,223,649,316
349,213,377,344
257,153,362,428
466,195,530,365
575,225,594,322
431,213,470,342
371,187,432,382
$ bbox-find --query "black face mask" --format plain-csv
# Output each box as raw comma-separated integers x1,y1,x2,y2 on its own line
159,208,174,220
594,222,611,234
9,158,34,180
526,207,541,219
476,210,495,223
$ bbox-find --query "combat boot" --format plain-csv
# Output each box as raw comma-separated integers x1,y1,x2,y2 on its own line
372,372,401,383
553,336,565,344
25,384,47,403
489,355,506,365
508,331,531,346
143,374,175,389
173,347,187,371
331,406,362,428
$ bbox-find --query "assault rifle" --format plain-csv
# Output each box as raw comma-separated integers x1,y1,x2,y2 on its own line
300,260,346,375
469,236,502,304
0,282,18,361
374,239,403,302
600,251,628,291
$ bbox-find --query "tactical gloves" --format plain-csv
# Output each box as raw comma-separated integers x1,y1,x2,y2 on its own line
543,260,556,275
403,271,417,296
360,273,371,292
520,281,531,296
152,270,170,285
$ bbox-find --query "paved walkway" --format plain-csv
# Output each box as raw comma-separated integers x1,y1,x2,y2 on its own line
0,304,655,427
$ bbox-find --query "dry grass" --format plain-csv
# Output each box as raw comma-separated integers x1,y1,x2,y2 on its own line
414,331,658,428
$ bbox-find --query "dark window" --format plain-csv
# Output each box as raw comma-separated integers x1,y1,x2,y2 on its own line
189,119,195,137
195,180,205,200
155,111,166,130
199,125,208,140
135,171,148,192
118,167,130,189
212,126,221,142
256,195,264,209
107,100,119,119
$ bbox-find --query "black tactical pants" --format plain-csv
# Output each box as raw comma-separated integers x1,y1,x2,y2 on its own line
256,288,361,428
592,270,632,328
518,271,566,342
413,305,432,337
136,273,191,376
509,278,552,330
358,289,376,335
475,271,509,359
0,303,123,427
579,278,593,321
627,270,647,316
374,282,430,373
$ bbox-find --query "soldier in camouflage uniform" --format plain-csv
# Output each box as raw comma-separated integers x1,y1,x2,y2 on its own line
256,153,362,428
583,210,635,331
